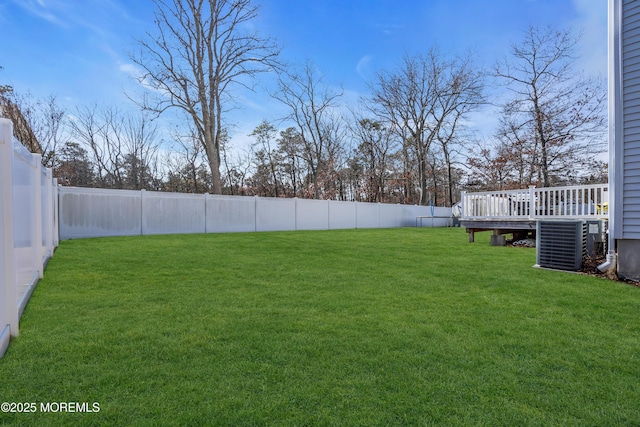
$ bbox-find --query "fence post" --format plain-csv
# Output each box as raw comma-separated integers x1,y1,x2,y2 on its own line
0,119,19,337
140,189,146,235
53,181,59,247
204,193,209,233
327,199,330,230
355,201,359,229
32,154,44,279
42,168,53,261
254,196,258,232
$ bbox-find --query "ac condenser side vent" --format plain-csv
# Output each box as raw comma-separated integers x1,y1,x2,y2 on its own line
536,220,585,271
585,220,607,258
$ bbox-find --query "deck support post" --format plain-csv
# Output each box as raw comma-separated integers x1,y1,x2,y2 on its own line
491,229,507,246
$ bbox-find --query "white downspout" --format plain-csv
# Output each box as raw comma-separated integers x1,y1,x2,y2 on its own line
599,0,618,273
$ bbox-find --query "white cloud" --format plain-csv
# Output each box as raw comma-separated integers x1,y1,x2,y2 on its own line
11,0,138,39
118,61,164,96
375,22,404,36
119,62,143,79
356,55,374,80
11,0,67,26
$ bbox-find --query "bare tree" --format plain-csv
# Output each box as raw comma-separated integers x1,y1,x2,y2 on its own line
369,48,484,205
69,106,160,190
7,93,68,167
220,141,252,195
350,118,397,202
0,66,10,96
121,114,161,190
276,127,304,197
0,91,42,154
431,57,484,206
68,105,109,187
467,141,518,191
495,26,606,187
131,0,280,194
55,142,95,187
493,116,538,187
166,125,210,193
34,96,67,168
2,94,68,167
273,61,344,199
250,120,281,197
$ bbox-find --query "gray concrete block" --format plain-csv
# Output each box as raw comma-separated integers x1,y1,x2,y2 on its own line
617,239,640,282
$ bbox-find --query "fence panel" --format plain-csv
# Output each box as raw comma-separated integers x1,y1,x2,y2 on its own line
409,205,452,227
142,191,205,235
0,120,17,357
296,199,329,230
256,197,297,231
0,118,57,357
328,200,357,229
12,142,39,297
356,203,380,228
206,195,256,233
59,188,142,238
379,203,400,228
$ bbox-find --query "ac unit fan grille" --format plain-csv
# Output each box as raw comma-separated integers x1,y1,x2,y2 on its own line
536,221,585,271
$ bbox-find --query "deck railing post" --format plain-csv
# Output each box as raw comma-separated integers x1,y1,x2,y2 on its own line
461,191,467,218
528,185,536,219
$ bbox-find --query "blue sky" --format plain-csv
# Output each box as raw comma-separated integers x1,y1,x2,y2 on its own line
0,0,607,150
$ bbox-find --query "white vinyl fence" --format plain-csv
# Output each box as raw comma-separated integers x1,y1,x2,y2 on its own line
59,187,452,239
1,118,58,358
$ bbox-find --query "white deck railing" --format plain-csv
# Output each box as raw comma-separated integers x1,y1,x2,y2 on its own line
461,184,609,220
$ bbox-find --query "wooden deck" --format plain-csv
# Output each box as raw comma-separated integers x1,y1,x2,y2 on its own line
459,218,537,243
460,184,609,244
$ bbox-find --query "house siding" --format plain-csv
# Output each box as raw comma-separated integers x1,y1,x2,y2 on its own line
620,0,640,238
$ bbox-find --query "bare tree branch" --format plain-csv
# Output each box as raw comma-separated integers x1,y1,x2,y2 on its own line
494,26,606,187
130,0,280,193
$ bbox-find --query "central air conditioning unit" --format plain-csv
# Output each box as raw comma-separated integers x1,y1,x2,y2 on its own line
536,220,586,271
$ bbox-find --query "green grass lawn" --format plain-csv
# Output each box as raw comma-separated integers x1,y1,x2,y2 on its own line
1,228,639,426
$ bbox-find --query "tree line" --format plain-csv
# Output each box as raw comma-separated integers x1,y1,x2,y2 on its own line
0,1,607,206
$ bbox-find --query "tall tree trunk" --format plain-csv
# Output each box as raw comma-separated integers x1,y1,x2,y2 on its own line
533,93,550,187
